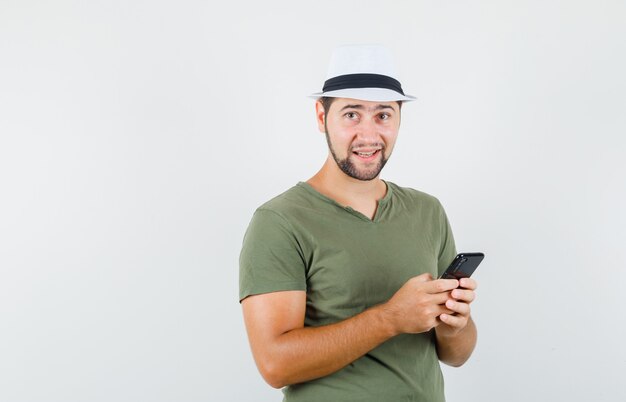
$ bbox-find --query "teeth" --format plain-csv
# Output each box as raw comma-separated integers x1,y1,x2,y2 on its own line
357,151,376,157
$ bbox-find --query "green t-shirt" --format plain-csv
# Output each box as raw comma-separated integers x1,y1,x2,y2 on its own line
239,180,457,402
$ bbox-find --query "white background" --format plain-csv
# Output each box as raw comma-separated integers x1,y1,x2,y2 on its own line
1,1,625,401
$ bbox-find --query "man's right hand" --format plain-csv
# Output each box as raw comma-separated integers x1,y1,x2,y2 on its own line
381,273,459,336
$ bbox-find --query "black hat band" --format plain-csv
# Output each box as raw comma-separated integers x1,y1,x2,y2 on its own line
322,73,404,95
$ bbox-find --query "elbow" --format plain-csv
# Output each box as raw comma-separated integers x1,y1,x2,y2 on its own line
442,357,468,368
257,358,289,389
263,374,287,390
439,348,474,368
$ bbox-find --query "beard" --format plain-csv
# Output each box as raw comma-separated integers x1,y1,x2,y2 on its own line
324,129,389,181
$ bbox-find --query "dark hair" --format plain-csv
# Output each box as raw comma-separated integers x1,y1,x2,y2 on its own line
319,96,336,115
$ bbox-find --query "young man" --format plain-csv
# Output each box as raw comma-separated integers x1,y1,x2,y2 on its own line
239,45,477,401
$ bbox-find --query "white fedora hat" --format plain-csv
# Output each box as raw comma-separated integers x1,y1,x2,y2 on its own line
310,44,416,102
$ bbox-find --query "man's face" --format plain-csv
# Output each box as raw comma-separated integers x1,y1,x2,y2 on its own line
316,98,401,181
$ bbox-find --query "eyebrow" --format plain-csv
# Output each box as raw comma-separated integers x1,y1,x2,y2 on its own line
339,104,396,112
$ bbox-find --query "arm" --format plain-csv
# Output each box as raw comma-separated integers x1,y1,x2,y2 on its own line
242,290,393,388
434,277,478,367
242,274,459,388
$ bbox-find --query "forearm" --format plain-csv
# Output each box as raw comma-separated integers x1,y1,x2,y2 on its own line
244,275,463,388
435,316,477,367
259,304,396,388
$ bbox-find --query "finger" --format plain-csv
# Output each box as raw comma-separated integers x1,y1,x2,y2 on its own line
440,306,455,316
459,277,477,290
432,304,454,317
430,291,454,305
451,289,476,303
439,313,467,328
445,299,470,316
424,279,459,294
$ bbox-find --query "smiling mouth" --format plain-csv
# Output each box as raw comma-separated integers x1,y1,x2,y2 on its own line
353,149,381,159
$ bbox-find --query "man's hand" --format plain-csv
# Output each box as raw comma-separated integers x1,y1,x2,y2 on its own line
434,277,478,367
381,273,459,336
437,277,477,337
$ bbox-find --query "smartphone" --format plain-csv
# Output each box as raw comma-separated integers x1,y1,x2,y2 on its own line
439,252,484,280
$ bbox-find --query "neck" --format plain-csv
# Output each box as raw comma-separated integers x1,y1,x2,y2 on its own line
307,155,387,206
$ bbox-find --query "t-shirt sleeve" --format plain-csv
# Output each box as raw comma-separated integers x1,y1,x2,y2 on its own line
436,200,458,277
239,208,307,302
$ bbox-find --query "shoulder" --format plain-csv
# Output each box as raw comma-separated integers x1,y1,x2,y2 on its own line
242,186,309,252
386,180,445,211
247,183,320,232
254,183,312,218
258,184,307,209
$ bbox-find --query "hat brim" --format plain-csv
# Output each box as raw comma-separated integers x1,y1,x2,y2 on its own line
309,88,416,102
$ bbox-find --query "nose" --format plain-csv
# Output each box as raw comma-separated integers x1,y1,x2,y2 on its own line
356,117,380,142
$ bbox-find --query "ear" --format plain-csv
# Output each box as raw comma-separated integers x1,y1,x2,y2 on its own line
315,100,326,133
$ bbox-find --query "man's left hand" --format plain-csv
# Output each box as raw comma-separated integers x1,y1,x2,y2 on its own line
437,277,477,336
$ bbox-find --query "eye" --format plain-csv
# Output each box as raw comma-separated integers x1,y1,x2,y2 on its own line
345,112,358,119
379,113,391,120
